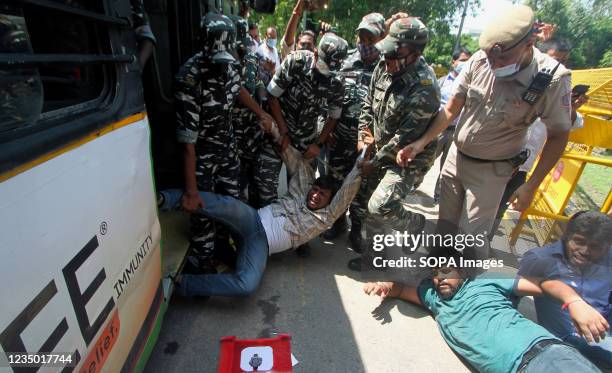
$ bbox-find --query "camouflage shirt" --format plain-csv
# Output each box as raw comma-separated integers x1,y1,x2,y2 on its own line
175,52,241,154
358,57,440,166
336,49,380,147
233,52,265,159
267,50,345,152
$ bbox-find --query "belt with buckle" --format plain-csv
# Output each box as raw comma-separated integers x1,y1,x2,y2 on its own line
517,339,565,372
457,149,505,163
457,149,530,169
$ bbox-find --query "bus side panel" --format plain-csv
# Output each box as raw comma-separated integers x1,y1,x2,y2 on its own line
0,116,161,373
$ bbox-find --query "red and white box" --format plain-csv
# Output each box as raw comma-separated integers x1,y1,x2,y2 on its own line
217,334,293,372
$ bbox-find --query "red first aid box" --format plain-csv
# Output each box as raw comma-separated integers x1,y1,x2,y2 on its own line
217,334,293,372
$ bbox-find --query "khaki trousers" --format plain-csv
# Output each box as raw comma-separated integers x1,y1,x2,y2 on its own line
438,142,514,240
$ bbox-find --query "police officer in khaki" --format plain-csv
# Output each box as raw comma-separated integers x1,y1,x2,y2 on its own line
397,5,572,244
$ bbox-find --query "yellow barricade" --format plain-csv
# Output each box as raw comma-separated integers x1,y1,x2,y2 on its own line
509,68,611,246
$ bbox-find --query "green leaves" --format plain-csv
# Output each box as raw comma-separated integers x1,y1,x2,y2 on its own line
249,0,609,69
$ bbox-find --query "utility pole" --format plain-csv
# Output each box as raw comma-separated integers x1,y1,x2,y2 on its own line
454,0,470,53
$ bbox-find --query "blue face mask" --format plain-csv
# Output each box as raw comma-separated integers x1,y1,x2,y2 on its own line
454,61,465,74
266,38,277,48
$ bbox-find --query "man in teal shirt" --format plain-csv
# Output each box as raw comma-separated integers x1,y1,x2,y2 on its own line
363,250,608,372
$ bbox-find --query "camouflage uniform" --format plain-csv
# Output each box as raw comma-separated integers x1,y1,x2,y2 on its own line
256,34,348,207
351,18,440,234
328,13,385,187
229,15,266,204
322,49,380,239
317,13,386,241
332,48,380,185
175,13,241,261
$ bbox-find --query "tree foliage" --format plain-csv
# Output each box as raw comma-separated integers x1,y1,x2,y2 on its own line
251,0,480,68
251,0,611,68
526,0,612,68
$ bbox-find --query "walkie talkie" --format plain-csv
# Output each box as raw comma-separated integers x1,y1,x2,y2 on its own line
522,62,561,105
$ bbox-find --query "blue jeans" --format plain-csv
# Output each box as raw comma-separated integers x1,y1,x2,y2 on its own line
522,343,600,373
564,333,612,370
160,189,269,297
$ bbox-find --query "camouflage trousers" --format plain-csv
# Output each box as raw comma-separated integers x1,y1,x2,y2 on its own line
326,141,358,227
349,165,426,232
192,151,240,260
252,138,282,208
327,141,358,185
238,156,259,206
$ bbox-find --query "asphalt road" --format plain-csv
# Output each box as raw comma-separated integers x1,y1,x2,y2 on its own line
145,158,536,372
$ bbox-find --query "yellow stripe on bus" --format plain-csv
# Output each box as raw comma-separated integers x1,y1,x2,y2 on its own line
0,112,146,183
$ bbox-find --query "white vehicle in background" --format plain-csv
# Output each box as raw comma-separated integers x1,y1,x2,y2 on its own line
0,0,275,371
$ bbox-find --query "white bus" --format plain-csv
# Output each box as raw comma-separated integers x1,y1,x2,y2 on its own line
0,0,260,371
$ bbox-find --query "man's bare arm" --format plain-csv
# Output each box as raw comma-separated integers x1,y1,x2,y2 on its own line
540,278,610,343
138,39,155,70
510,128,569,211
282,0,304,54
515,277,610,342
397,94,465,166
303,117,338,160
238,87,274,132
363,282,422,306
268,96,290,150
181,143,204,211
318,117,337,144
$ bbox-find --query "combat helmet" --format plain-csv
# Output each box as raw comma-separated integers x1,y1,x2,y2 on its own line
200,12,236,63
376,17,429,55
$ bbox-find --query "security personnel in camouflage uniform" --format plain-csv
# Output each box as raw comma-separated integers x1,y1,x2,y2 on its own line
322,13,386,241
254,33,349,208
175,13,273,270
228,15,267,205
348,17,440,271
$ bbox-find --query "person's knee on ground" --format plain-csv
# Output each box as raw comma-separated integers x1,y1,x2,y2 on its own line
232,268,264,296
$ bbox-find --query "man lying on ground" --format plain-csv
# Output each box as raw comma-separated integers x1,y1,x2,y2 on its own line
519,211,612,369
363,249,608,372
158,142,363,297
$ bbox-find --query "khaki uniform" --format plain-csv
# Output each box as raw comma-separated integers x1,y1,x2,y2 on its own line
439,48,572,238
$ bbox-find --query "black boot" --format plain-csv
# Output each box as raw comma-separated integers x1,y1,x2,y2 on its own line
322,214,348,240
348,216,387,272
